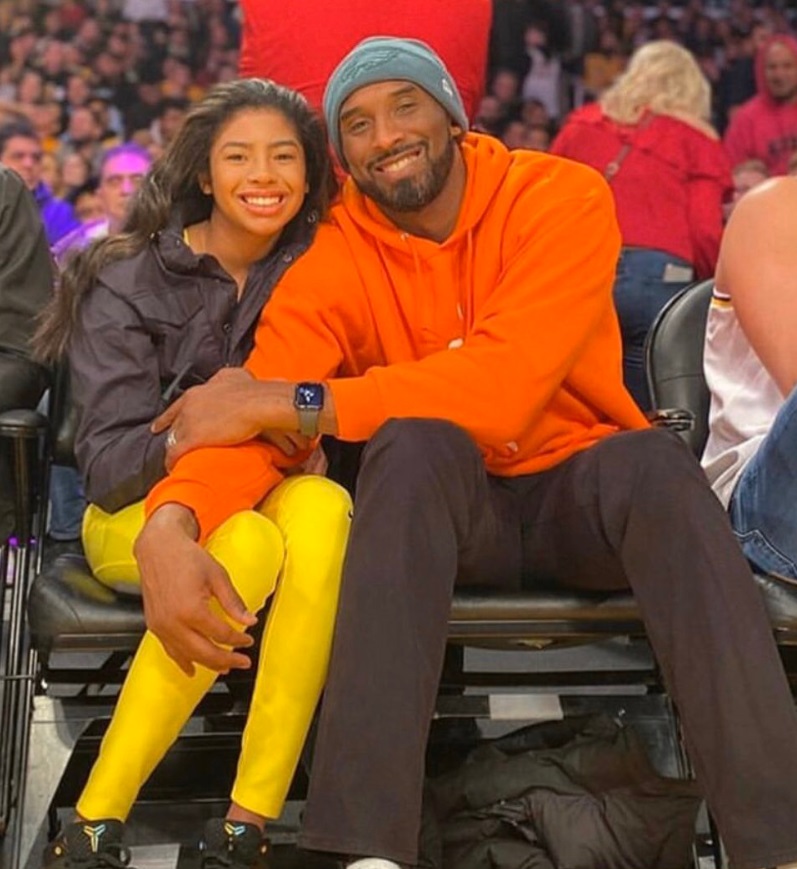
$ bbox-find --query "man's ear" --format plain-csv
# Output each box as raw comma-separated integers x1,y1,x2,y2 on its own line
450,121,464,139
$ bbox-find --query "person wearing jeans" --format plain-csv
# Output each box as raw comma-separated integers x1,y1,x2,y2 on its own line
704,175,797,583
551,40,732,410
613,248,693,405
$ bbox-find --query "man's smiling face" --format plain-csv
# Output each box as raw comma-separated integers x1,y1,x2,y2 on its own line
339,80,460,214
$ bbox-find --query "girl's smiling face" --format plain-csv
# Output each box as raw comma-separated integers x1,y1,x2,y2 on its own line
204,106,307,246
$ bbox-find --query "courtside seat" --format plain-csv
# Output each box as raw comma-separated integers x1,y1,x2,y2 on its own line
28,555,145,654
29,556,646,653
14,280,797,868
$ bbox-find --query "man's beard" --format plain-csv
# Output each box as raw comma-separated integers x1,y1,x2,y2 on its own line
354,137,456,213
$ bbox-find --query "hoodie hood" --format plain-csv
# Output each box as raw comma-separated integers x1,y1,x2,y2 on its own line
335,131,512,248
754,33,797,105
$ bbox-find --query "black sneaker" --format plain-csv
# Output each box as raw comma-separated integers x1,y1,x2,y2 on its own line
43,819,132,869
198,819,269,869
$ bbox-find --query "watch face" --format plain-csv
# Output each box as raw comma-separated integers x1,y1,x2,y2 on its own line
295,382,324,410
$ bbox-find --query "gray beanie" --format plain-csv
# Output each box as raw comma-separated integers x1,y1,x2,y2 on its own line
323,36,469,167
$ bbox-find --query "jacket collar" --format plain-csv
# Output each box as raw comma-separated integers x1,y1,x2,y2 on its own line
152,208,319,277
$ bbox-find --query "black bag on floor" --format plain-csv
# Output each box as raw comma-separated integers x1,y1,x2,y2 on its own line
422,714,702,869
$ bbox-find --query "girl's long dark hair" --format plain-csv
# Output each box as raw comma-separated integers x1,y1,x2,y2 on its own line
34,78,337,363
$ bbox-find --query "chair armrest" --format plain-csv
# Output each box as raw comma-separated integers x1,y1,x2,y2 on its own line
646,408,695,433
0,409,48,440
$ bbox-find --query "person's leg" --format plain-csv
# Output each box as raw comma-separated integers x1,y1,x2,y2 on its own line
48,465,86,541
518,428,797,869
229,475,352,819
729,386,797,579
299,419,523,865
613,249,692,410
76,503,284,822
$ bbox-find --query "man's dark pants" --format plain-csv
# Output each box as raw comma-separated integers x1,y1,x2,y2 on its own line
300,419,797,869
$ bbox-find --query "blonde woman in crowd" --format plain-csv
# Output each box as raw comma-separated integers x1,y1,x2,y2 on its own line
552,40,732,409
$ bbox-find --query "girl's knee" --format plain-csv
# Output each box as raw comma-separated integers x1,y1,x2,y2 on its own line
262,476,353,529
208,512,285,612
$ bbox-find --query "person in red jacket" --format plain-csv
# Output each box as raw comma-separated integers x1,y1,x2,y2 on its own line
138,39,797,869
724,34,797,176
551,39,732,410
237,0,491,123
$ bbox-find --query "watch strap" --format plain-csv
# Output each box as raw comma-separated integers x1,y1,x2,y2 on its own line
297,407,320,437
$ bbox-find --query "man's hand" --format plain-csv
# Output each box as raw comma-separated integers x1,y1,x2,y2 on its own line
134,504,257,676
152,368,297,469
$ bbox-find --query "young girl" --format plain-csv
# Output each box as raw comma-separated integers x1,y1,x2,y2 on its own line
35,79,351,869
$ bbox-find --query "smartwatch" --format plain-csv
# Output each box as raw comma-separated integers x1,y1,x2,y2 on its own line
294,382,325,437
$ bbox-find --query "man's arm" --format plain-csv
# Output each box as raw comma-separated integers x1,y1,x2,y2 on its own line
715,176,797,396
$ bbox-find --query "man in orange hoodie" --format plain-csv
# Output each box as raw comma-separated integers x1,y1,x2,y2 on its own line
139,39,797,869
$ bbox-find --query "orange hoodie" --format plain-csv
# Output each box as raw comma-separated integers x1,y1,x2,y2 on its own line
147,133,648,538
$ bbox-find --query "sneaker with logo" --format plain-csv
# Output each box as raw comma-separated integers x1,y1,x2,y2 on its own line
43,819,132,869
198,819,269,869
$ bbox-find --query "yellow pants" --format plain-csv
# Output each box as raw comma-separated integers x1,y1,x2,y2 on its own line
76,475,351,822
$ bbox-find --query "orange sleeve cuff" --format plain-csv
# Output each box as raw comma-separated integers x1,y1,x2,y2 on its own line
144,444,284,543
328,376,385,442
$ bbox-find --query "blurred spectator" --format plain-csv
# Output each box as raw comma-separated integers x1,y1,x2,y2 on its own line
30,100,64,153
582,28,628,102
502,119,528,148
551,40,732,410
0,120,79,244
54,142,152,254
0,165,53,540
39,150,61,197
520,96,552,127
724,34,797,175
474,94,510,136
64,70,92,114
789,150,797,175
729,157,770,215
124,68,164,138
149,96,189,150
523,121,552,150
87,95,124,145
717,29,756,129
61,152,92,198
238,0,492,122
59,104,104,167
501,118,552,151
522,21,565,120
69,179,104,224
489,67,523,120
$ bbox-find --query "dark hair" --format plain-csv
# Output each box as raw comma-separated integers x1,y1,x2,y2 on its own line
35,78,337,363
159,96,190,115
0,120,39,156
65,176,99,204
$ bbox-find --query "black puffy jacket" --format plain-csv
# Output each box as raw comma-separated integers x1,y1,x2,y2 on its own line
68,213,317,512
423,715,702,869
